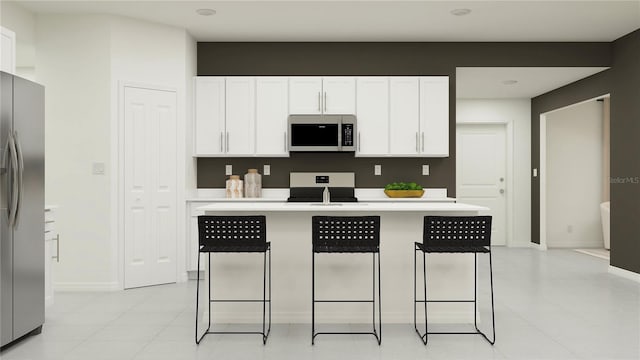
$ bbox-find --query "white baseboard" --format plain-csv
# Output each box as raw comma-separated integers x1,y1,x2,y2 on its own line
530,242,547,251
53,281,120,291
608,265,640,283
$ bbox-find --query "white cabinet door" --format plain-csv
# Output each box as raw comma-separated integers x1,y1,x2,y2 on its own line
356,77,389,156
389,77,420,156
194,77,225,156
322,77,356,114
225,77,255,155
420,76,449,157
256,77,289,156
289,77,322,114
1,27,16,74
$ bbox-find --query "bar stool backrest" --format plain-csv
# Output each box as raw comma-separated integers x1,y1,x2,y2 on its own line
312,216,380,252
423,216,492,248
198,215,267,249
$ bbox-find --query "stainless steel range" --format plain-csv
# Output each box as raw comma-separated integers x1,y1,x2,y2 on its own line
287,172,358,202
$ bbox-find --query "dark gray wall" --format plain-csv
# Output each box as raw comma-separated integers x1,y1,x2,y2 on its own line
531,29,640,274
197,41,611,196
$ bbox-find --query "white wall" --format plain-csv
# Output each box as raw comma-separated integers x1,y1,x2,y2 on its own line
0,1,36,79
546,100,603,248
36,14,114,289
37,14,196,290
456,99,532,247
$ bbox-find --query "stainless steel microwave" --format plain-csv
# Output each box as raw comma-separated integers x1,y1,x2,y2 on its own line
288,114,357,152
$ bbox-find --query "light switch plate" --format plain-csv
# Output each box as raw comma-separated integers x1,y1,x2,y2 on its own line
374,165,382,176
92,162,105,175
263,165,270,176
225,165,233,176
422,165,430,176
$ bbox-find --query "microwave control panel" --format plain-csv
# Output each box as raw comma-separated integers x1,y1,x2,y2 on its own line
342,124,354,147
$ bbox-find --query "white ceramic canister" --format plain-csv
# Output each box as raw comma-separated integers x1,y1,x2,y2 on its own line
225,175,243,198
244,169,262,198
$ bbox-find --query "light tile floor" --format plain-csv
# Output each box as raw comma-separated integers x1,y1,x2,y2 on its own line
1,248,638,360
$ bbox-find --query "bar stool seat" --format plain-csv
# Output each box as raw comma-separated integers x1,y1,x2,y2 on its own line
312,216,382,345
195,215,271,345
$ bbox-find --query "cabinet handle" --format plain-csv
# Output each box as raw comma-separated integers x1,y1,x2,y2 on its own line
226,132,229,152
220,132,224,153
318,92,321,112
421,132,425,152
324,91,327,112
416,132,419,152
284,132,287,152
358,132,361,152
53,234,60,263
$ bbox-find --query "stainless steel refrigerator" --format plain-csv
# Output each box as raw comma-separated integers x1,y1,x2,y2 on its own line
0,71,45,348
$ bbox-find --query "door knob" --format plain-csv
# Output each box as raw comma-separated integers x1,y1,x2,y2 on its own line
499,177,504,182
499,189,505,194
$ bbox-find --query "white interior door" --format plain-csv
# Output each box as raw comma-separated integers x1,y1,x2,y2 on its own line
456,123,507,246
124,86,177,289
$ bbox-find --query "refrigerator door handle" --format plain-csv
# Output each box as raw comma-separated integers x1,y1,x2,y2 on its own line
13,131,24,226
4,132,19,228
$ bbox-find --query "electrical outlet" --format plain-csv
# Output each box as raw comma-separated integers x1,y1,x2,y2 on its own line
92,162,105,175
533,168,538,177
263,165,271,176
225,165,232,176
374,165,382,176
422,165,430,176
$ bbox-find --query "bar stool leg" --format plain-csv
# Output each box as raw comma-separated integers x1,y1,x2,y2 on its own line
423,251,428,345
195,253,212,344
311,251,315,345
377,251,382,345
475,250,496,345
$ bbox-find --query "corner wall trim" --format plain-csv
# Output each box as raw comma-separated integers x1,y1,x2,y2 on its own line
608,266,640,283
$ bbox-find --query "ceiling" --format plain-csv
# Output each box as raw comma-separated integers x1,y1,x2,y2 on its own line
456,67,609,99
14,0,640,42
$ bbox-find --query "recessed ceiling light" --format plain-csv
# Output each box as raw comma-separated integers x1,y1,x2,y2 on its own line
502,80,518,85
450,8,471,16
196,8,216,16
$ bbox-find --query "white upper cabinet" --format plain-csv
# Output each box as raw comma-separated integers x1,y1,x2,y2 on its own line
1,27,16,74
194,77,225,156
289,77,355,115
389,77,420,156
289,77,323,114
356,77,389,156
322,77,356,114
420,76,449,157
256,77,289,156
225,77,255,155
193,76,448,158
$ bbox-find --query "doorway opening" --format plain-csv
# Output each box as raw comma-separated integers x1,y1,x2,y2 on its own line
539,96,610,260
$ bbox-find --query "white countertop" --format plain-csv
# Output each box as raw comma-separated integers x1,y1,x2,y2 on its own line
198,201,486,213
187,188,456,203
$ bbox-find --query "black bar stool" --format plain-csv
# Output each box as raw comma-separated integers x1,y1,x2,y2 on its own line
414,215,495,345
195,215,271,344
311,216,381,345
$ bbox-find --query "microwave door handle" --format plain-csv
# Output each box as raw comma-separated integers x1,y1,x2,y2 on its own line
337,122,342,151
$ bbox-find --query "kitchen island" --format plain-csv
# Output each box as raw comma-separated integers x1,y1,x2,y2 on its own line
196,201,490,325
